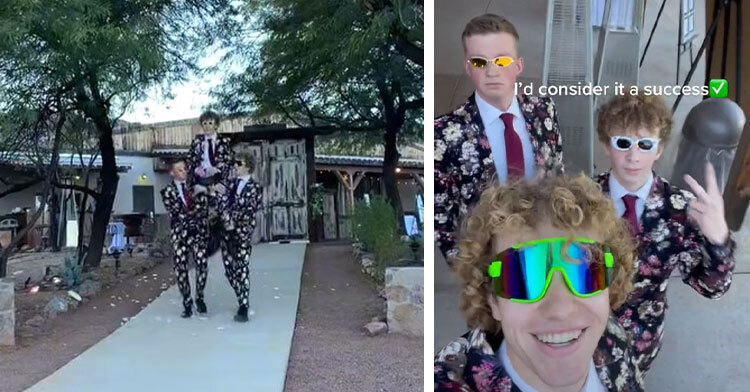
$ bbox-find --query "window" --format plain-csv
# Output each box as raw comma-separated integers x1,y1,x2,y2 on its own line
592,0,636,32
132,185,155,214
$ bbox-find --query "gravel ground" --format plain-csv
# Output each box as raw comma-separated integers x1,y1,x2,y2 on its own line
0,260,174,392
284,242,423,392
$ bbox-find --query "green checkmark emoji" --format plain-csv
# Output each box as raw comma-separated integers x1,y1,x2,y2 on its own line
709,79,728,98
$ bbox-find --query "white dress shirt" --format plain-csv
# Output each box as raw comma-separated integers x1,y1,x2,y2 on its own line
201,134,218,170
609,172,654,225
174,180,188,206
235,175,251,196
475,92,535,183
499,341,606,392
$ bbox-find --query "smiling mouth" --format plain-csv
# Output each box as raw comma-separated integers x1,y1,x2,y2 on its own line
533,328,586,347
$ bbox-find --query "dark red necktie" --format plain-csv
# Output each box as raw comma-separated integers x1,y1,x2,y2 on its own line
622,194,640,235
208,138,216,166
500,113,525,178
180,183,191,208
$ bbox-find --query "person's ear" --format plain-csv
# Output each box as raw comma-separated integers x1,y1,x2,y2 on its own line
487,292,503,321
601,140,612,158
515,56,524,76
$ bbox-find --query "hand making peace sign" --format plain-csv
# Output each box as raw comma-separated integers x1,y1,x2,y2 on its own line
683,162,730,246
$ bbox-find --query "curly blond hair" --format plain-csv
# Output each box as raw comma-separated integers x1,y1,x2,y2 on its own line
455,175,635,333
596,89,673,145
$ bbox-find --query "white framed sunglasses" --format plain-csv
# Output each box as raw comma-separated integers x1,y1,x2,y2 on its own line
610,136,660,152
467,56,514,69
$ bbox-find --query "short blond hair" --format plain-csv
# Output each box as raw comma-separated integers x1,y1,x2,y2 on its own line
596,90,673,144
462,14,519,53
455,175,635,333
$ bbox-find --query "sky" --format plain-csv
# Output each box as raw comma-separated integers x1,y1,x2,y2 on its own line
118,41,247,125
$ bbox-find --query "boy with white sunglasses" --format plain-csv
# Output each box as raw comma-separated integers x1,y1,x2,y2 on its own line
595,91,736,376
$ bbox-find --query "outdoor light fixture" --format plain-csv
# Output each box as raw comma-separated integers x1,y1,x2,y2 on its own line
395,167,402,173
74,175,81,180
139,174,148,182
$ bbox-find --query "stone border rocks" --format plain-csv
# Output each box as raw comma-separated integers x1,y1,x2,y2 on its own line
0,278,15,345
384,267,423,337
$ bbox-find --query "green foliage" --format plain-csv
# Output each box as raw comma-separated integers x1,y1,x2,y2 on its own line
352,195,409,280
310,183,326,218
63,256,83,288
0,0,236,137
213,0,423,152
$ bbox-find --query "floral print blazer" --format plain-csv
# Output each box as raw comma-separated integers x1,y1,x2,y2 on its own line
219,177,263,242
187,134,235,186
434,93,564,260
596,172,736,375
435,317,644,392
160,181,208,235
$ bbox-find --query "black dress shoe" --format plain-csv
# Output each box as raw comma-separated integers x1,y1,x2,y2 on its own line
181,307,193,318
233,305,248,322
195,299,207,314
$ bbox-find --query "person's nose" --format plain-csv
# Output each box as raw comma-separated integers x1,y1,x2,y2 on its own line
537,272,578,320
624,146,641,163
486,62,502,77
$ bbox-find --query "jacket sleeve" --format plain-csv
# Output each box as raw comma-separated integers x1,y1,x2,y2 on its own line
678,191,736,299
217,137,235,183
187,137,202,185
160,187,183,223
434,120,461,261
545,97,565,175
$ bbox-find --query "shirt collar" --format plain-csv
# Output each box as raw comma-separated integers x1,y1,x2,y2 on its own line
475,92,523,130
173,179,186,186
609,171,653,201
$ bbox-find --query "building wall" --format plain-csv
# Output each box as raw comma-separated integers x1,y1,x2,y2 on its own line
111,154,167,215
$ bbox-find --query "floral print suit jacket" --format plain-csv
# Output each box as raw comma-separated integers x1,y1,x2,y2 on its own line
434,93,564,260
596,172,736,375
220,177,263,243
160,181,208,241
187,134,235,185
435,317,644,392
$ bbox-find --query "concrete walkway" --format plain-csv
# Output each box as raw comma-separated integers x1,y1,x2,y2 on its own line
25,243,307,392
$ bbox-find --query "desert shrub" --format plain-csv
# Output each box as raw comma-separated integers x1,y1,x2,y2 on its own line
351,196,408,281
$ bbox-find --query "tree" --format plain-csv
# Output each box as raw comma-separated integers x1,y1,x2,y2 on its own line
213,0,423,224
0,0,235,268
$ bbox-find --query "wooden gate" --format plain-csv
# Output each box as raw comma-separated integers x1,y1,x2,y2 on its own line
234,139,308,242
322,191,337,239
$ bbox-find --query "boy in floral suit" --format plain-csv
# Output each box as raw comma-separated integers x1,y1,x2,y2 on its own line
219,157,262,322
160,159,209,318
434,14,564,263
435,176,643,391
595,91,736,375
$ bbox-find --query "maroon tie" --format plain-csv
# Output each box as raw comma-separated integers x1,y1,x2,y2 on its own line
180,183,191,209
208,139,216,166
622,194,640,235
500,113,525,178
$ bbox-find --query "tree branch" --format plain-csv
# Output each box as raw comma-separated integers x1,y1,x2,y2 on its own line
51,180,101,200
0,178,43,199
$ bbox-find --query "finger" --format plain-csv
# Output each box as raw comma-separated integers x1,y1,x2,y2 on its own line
687,207,702,225
704,162,720,196
683,174,709,201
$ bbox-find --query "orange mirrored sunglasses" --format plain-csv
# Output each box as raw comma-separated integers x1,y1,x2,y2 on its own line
467,56,514,68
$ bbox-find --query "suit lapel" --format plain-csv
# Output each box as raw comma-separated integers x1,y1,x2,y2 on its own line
639,175,669,246
463,94,496,182
517,93,547,170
